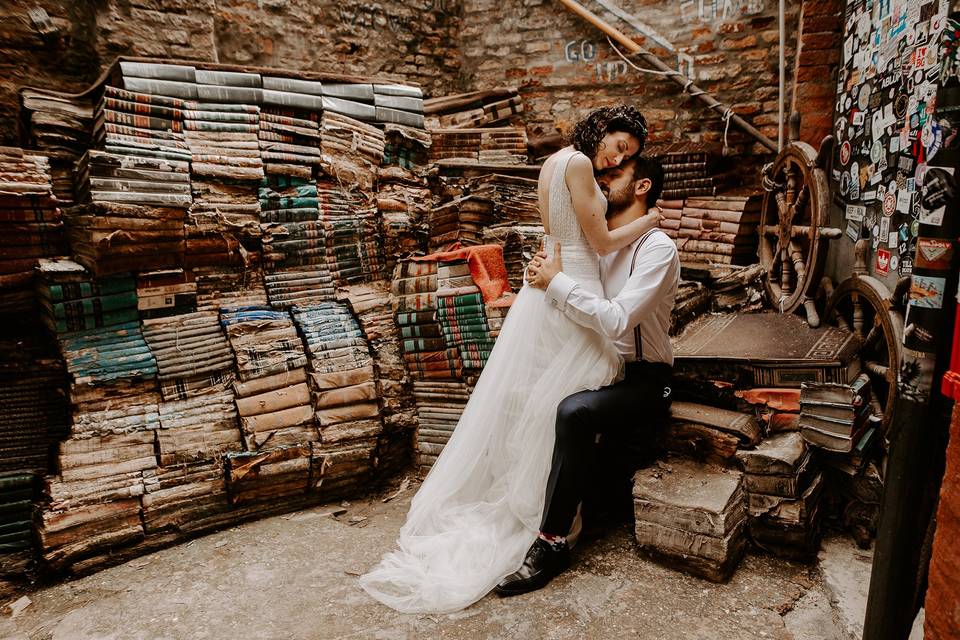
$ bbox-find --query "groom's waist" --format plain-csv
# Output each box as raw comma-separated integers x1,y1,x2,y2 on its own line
624,360,672,379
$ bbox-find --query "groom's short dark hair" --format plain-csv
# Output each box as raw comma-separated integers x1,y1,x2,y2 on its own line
622,156,664,207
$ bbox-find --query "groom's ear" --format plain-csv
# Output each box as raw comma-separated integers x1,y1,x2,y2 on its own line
634,177,652,200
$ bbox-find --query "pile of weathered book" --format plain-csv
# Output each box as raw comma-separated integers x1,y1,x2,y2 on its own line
657,195,761,266
424,88,524,129
646,142,727,200
430,127,528,165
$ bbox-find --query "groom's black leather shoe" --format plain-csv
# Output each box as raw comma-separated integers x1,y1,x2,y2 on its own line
494,538,570,597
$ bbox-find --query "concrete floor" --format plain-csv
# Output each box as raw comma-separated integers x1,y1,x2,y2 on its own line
0,479,870,640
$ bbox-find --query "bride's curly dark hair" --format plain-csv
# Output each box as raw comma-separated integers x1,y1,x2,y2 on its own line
570,105,649,162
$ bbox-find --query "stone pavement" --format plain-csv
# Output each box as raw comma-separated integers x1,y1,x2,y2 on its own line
0,479,865,640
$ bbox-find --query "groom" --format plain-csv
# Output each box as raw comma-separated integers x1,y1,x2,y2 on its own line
497,154,680,596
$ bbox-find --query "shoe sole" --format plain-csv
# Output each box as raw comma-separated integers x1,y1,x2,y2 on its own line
493,563,570,597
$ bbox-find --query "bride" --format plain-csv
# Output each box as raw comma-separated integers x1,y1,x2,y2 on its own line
360,105,660,613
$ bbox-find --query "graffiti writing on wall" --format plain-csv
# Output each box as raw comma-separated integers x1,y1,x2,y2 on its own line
339,2,452,33
565,40,597,62
564,40,629,83
679,0,766,23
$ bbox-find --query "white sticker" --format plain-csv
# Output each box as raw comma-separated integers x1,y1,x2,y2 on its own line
897,190,913,212
880,216,890,241
846,204,867,221
888,231,899,248
890,135,901,153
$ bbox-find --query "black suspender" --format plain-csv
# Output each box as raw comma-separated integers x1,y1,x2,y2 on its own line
629,230,656,362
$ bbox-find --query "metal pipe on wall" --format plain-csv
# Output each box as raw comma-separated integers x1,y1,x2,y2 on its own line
779,0,785,150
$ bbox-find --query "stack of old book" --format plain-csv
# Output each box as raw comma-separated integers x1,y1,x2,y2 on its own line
657,401,762,466
18,86,95,206
220,308,313,450
140,458,231,537
320,83,376,123
292,303,381,448
319,112,383,191
376,174,431,272
633,458,748,582
736,432,823,559
259,177,325,279
135,269,196,320
184,101,263,183
436,265,495,370
0,148,66,312
472,173,540,224
0,472,38,582
317,181,384,283
338,281,416,477
383,124,431,170
373,84,425,129
662,196,760,266
141,310,235,402
155,390,242,468
0,333,69,474
224,444,313,507
413,379,470,472
186,180,261,267
799,374,876,455
393,261,463,380
482,223,544,290
194,263,268,311
258,110,322,179
75,150,192,208
424,88,523,129
92,86,192,166
264,267,335,310
63,200,186,276
647,142,724,199
37,269,138,339
429,127,528,165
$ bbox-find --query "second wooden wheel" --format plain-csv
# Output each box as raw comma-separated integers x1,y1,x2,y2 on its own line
823,274,904,437
758,139,833,322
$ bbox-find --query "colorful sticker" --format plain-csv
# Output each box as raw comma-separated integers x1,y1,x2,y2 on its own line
915,238,954,270
909,274,946,308
876,248,892,274
899,347,935,402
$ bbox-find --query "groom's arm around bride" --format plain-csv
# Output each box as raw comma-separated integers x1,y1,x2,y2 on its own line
497,155,680,597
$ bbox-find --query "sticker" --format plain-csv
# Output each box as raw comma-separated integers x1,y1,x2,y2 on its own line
879,216,891,242
912,219,920,237
883,192,897,215
916,238,954,270
919,166,954,226
840,172,851,196
904,306,937,352
859,83,872,110
872,224,882,249
890,254,899,271
909,275,946,308
846,204,866,221
876,248,892,274
899,347,935,402
840,140,852,165
900,256,913,275
889,230,899,248
897,189,913,213
850,162,861,199
845,219,861,242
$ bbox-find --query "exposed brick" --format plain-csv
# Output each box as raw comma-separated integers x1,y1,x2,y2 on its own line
721,34,758,50
801,31,841,50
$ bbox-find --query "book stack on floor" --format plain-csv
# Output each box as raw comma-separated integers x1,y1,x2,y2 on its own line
0,148,66,313
430,129,482,163
661,196,760,266
647,142,725,199
413,379,470,472
142,310,235,402
220,308,314,451
264,267,336,310
799,374,877,455
393,261,463,381
669,280,712,335
75,150,191,211
482,223,544,290
0,350,68,474
657,402,762,467
92,86,192,169
339,282,417,480
382,124,431,171
258,109,322,179
320,112,385,167
436,265,495,370
0,472,38,589
140,458,231,539
317,181,384,284
424,88,523,129
155,391,242,471
292,303,381,451
633,458,747,582
224,444,313,507
18,87,95,206
736,432,823,559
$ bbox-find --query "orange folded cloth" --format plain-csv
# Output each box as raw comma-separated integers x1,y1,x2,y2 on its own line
413,242,514,305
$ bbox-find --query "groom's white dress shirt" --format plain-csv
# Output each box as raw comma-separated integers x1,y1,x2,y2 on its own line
544,228,680,365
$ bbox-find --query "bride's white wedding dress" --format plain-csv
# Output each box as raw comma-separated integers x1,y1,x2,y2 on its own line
359,147,623,613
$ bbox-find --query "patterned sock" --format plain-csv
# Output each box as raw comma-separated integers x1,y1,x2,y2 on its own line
538,532,567,550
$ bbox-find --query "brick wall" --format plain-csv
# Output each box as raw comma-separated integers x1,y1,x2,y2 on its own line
0,0,465,145
458,0,806,162
790,0,843,146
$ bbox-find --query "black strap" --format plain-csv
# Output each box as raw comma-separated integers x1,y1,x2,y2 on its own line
628,230,657,362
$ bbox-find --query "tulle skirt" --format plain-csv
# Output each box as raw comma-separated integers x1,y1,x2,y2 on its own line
359,282,622,614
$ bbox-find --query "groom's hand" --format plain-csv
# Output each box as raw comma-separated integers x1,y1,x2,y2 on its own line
527,243,563,290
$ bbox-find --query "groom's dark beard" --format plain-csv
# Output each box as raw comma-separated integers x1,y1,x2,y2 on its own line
604,183,635,216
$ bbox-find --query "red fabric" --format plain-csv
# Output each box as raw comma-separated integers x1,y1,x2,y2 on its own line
413,243,513,304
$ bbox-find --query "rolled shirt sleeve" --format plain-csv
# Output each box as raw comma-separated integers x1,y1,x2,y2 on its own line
545,243,678,342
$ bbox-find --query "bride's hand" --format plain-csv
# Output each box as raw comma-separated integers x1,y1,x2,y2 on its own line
638,205,665,234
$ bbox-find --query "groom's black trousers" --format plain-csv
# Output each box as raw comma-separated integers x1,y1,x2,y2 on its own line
540,360,673,536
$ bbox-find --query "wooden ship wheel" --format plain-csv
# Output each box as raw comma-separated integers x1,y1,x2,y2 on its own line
822,274,905,436
758,113,842,327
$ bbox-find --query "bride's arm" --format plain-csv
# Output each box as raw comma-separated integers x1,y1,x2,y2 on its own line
566,154,659,256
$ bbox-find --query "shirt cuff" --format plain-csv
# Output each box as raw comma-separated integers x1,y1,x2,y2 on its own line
545,271,577,310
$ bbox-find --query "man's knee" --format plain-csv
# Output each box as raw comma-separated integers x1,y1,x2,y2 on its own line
555,394,595,439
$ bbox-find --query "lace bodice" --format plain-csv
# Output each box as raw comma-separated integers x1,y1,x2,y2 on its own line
545,148,603,292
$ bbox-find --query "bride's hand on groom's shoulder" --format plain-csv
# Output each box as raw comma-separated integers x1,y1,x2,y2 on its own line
641,206,664,233
527,242,562,290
